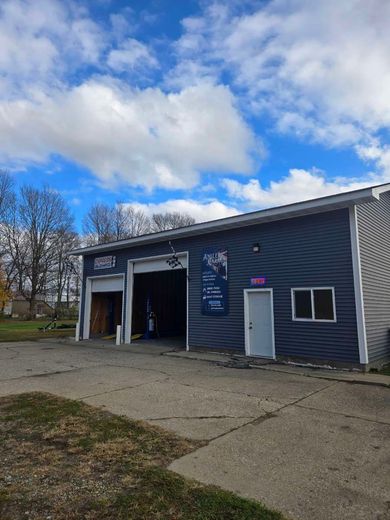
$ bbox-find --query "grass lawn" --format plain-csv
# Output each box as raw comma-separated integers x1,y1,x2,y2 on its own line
0,319,76,342
0,393,284,520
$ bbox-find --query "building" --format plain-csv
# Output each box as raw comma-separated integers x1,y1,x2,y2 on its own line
4,294,54,318
71,183,390,370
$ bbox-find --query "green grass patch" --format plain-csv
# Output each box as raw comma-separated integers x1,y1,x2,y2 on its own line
0,392,285,520
0,319,75,342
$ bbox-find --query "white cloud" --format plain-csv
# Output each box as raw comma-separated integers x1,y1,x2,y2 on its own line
0,81,258,190
130,199,240,222
356,140,390,176
107,38,158,71
0,0,157,98
223,168,379,208
0,0,107,96
175,1,390,148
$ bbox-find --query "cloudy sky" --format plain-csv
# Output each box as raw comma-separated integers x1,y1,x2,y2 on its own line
1,0,389,228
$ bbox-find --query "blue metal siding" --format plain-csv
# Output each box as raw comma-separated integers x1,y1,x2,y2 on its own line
357,192,390,362
81,208,359,363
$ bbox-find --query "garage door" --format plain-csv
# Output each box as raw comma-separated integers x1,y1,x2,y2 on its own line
91,276,123,293
133,254,187,274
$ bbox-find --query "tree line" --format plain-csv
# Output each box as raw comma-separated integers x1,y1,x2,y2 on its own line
0,170,195,317
82,202,194,245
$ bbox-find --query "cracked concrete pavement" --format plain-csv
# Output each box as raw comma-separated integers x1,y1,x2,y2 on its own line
0,339,389,520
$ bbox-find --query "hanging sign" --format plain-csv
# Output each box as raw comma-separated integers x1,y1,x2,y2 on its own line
250,276,267,287
201,248,228,315
94,255,116,270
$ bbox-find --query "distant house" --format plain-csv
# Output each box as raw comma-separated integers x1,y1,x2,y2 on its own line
4,294,54,318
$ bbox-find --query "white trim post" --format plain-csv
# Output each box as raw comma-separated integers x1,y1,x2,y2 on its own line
349,206,369,364
116,325,121,345
83,278,92,340
125,261,134,344
186,251,190,351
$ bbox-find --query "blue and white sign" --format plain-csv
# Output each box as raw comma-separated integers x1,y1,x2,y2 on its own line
94,255,116,270
201,248,228,315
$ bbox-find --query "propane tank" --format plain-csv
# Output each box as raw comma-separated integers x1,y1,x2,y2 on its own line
148,312,155,333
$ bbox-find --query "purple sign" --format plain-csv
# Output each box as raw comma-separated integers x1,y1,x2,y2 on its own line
250,276,266,287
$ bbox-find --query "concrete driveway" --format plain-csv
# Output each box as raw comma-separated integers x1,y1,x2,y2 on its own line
0,339,389,520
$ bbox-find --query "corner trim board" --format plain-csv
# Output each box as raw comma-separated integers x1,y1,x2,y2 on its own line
349,206,369,364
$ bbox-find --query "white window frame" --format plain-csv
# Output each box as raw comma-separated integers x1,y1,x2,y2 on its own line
291,287,337,323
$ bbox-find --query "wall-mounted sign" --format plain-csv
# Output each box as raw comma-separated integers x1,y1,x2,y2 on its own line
94,255,116,270
201,248,228,315
250,276,266,287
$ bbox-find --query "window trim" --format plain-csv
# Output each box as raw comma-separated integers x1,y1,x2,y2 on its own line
291,287,337,323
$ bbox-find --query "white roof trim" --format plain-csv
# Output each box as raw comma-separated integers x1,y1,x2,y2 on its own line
70,183,390,256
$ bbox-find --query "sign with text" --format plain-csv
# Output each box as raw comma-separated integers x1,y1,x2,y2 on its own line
250,276,267,287
201,248,228,316
94,255,116,270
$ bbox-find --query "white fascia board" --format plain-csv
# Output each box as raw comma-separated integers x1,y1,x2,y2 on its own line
70,185,388,256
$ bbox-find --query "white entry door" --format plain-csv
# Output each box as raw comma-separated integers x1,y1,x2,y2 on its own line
245,290,275,358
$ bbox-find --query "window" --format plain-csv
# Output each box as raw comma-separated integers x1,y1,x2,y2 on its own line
292,288,336,322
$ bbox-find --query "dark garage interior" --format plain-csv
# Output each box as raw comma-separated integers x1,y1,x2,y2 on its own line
132,269,187,339
90,291,123,337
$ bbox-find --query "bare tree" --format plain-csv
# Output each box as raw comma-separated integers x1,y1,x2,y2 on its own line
1,213,28,294
83,203,150,245
65,254,81,311
151,212,195,232
49,231,80,312
0,175,26,295
82,203,113,245
82,203,195,244
0,170,13,220
8,186,74,317
118,205,150,237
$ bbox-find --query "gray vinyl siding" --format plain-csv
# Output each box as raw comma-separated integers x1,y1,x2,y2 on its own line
81,208,360,363
357,192,390,362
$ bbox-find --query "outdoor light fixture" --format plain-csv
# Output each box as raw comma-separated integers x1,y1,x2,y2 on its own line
166,254,181,268
252,243,260,253
166,241,185,270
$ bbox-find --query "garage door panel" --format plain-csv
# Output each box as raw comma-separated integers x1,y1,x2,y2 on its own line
91,276,124,293
133,255,187,273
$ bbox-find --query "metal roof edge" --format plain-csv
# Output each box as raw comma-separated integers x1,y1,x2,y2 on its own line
70,183,390,256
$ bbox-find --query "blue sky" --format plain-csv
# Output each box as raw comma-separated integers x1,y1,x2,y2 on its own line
1,0,389,231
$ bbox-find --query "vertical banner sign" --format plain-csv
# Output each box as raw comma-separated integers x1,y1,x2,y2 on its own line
201,248,228,315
